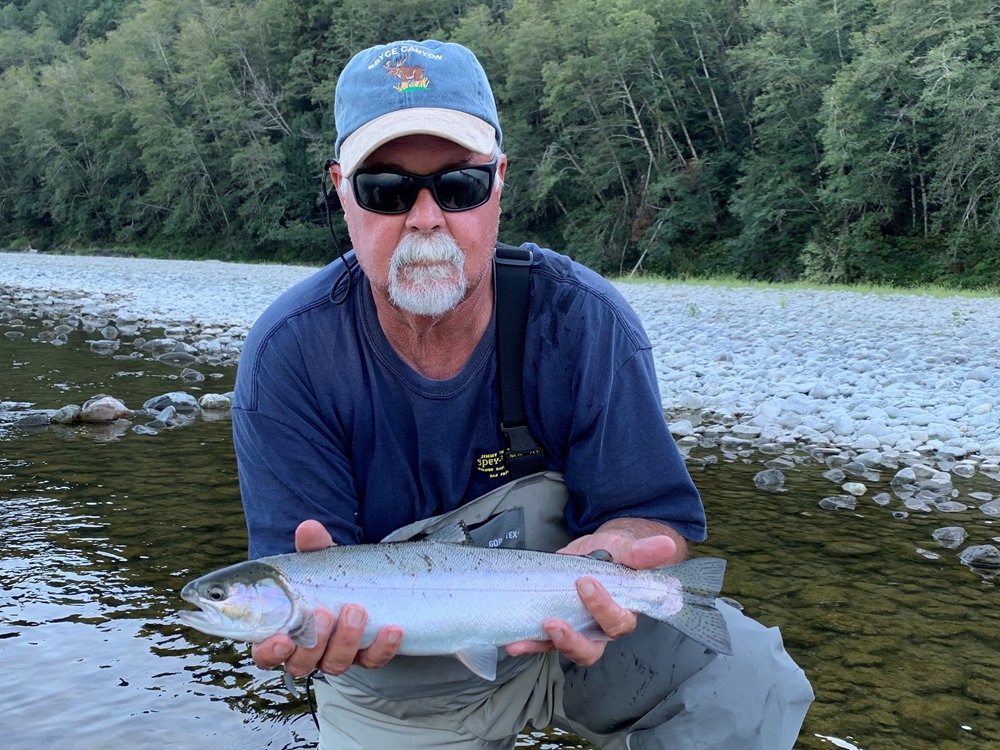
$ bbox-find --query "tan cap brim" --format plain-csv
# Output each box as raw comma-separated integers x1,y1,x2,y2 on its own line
339,107,497,177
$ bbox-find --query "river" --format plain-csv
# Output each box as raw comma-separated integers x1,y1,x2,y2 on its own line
2,304,998,750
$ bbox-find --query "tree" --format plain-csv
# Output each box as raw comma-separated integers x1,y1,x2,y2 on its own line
728,0,874,280
809,0,1000,286
490,0,747,275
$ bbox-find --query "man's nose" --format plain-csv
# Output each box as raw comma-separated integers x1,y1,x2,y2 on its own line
404,187,445,230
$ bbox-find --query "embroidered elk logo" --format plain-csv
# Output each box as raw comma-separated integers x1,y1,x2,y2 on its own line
383,55,430,91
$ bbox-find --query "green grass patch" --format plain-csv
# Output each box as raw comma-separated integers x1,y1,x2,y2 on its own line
612,272,1000,299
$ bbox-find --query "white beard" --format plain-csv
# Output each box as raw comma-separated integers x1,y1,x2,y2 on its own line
388,232,467,316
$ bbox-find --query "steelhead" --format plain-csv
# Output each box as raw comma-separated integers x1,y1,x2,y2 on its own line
179,541,731,680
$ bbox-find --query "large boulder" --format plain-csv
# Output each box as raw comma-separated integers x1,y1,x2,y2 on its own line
80,394,133,423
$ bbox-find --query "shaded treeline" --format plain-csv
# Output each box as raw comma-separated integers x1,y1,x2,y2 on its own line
1,0,998,287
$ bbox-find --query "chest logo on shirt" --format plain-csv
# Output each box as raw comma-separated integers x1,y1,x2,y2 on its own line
475,450,509,479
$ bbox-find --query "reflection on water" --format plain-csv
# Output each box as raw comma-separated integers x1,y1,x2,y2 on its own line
2,315,998,750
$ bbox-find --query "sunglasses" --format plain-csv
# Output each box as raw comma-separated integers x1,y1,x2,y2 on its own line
350,158,498,215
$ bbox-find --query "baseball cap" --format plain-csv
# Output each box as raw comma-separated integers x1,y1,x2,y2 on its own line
334,40,503,177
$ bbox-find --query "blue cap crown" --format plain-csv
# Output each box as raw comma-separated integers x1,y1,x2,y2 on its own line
334,40,502,176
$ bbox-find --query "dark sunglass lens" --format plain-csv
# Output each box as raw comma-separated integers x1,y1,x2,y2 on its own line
434,168,491,210
355,173,416,213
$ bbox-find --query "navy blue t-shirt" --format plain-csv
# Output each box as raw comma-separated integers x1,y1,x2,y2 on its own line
233,245,706,558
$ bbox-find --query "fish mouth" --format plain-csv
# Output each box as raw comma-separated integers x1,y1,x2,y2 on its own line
178,583,226,631
177,608,221,630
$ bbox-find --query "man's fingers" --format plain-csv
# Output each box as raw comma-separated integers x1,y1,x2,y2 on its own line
295,520,335,552
282,609,336,678
558,533,679,572
355,625,404,669
505,638,556,657
577,577,636,640
318,605,367,675
619,535,676,570
252,635,296,671
543,620,606,667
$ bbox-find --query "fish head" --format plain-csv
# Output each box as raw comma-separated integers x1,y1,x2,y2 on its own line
178,560,295,643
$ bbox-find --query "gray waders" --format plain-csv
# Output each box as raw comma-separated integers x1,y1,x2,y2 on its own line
313,472,814,749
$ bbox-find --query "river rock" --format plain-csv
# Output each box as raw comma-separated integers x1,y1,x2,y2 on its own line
156,351,198,366
890,467,918,488
932,527,967,548
952,462,977,478
80,395,133,423
958,544,1000,569
50,404,82,424
753,468,785,491
822,468,846,483
115,311,139,329
979,499,1000,517
819,495,857,511
199,393,233,410
904,495,936,512
89,339,119,354
141,337,182,355
180,367,205,383
981,441,1000,456
144,391,200,414
934,501,968,513
132,404,194,434
918,471,953,494
15,412,50,427
669,419,696,438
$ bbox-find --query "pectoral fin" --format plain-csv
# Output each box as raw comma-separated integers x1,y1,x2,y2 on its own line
455,646,499,681
288,612,318,649
576,621,613,641
282,671,301,698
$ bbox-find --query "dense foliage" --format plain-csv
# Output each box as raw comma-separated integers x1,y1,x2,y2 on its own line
1,0,998,286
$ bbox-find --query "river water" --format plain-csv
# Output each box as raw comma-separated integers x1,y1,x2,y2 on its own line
2,314,998,750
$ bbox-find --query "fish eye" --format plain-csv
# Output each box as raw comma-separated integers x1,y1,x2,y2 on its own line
207,584,227,601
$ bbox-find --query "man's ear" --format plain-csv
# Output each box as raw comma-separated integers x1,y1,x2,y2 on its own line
327,160,344,191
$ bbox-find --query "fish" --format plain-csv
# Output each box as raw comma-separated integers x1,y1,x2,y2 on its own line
178,541,732,681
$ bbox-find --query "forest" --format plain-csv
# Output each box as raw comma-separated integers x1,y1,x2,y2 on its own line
1,0,998,287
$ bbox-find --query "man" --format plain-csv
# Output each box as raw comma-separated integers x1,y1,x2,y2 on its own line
233,39,812,750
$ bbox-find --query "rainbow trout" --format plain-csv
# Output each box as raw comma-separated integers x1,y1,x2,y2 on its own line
179,541,731,680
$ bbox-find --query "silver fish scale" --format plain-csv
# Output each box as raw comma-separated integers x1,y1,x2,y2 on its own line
180,542,732,667
263,542,688,653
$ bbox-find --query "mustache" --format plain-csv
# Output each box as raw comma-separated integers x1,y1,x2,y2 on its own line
391,232,465,268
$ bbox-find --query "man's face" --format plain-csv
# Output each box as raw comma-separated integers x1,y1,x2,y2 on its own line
332,134,506,317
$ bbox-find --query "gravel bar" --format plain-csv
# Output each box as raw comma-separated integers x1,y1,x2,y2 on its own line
2,251,998,469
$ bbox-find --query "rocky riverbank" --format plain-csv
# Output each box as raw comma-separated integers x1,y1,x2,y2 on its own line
2,251,999,512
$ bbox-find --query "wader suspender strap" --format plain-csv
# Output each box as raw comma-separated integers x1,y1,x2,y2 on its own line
494,243,545,479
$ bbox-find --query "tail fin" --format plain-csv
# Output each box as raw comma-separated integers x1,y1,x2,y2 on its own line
661,557,733,655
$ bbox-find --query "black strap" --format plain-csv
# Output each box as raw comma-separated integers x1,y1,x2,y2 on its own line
494,243,545,478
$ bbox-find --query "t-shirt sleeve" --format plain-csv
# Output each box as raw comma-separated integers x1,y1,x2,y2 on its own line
232,315,362,558
525,255,707,543
560,346,707,542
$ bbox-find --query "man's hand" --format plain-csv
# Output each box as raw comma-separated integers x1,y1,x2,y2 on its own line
250,520,403,677
505,518,686,667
